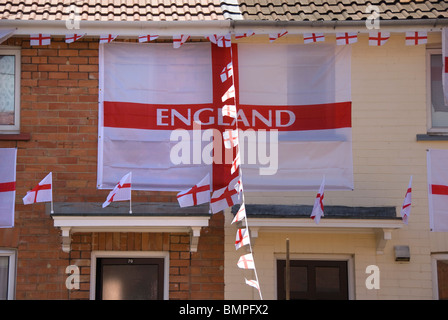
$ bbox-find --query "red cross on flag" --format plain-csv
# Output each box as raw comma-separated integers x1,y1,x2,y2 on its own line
102,172,132,209
235,31,255,40
222,104,237,118
23,172,53,206
138,35,159,43
336,32,358,45
269,30,288,43
237,253,255,269
30,34,51,46
232,203,246,224
405,31,427,46
220,62,233,83
173,35,190,49
427,149,448,232
100,34,118,44
65,33,85,43
400,176,412,225
368,32,390,46
310,176,325,224
303,33,325,44
0,148,16,228
443,28,448,105
207,34,231,48
235,228,250,250
245,278,260,291
210,176,241,213
177,173,210,208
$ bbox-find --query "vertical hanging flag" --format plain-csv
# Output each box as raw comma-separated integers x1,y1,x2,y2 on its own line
368,32,390,46
138,35,159,43
237,253,255,269
0,148,16,228
310,176,325,224
177,174,211,208
65,33,85,43
30,34,51,46
336,32,358,45
405,31,427,46
102,172,132,212
23,172,53,213
173,35,190,48
427,149,448,232
442,28,448,105
235,228,250,250
303,33,325,44
269,30,288,43
400,176,412,225
99,34,118,44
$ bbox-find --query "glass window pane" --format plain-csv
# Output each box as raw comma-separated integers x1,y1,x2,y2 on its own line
430,54,448,128
315,266,340,293
101,264,159,300
290,266,307,292
0,256,9,300
0,55,15,126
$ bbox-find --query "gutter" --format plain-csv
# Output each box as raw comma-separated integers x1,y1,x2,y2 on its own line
1,18,447,37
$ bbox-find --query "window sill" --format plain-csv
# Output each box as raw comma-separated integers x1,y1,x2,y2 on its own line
0,133,31,141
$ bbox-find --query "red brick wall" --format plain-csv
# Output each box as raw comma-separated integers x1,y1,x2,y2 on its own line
0,37,224,300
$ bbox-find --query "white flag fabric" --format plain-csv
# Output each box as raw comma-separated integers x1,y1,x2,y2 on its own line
102,172,132,208
443,28,448,105
206,34,231,48
368,32,390,46
0,148,16,227
30,34,51,46
237,253,255,269
235,228,250,250
138,35,159,43
220,62,233,83
310,176,325,224
173,35,190,48
235,31,255,40
177,173,210,207
223,129,239,149
336,32,357,45
23,172,52,205
222,104,237,118
245,278,260,291
269,30,287,43
98,42,353,192
303,33,325,44
427,149,448,232
400,176,412,225
65,33,85,43
232,203,246,224
99,34,118,44
405,31,427,46
0,29,15,44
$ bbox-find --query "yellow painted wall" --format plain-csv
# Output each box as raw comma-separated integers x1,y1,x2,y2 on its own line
224,31,448,300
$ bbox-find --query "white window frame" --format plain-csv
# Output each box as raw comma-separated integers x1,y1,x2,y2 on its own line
0,249,17,300
431,253,448,300
0,47,20,134
426,49,448,134
89,250,170,300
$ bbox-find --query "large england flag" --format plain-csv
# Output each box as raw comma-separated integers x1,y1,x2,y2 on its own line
427,149,448,232
0,148,16,227
98,42,353,192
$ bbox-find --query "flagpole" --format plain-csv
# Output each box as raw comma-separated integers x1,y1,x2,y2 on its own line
50,172,54,214
286,238,290,300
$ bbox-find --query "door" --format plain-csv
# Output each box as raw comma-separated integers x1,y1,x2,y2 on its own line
96,258,164,300
277,260,349,300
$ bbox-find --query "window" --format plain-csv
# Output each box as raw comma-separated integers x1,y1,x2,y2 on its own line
0,48,20,134
277,260,348,300
0,250,16,300
95,257,165,300
432,254,448,300
427,50,448,133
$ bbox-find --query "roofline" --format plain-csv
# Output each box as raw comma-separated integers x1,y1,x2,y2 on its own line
2,18,447,37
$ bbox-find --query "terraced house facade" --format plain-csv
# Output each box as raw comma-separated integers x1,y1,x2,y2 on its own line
0,0,448,300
